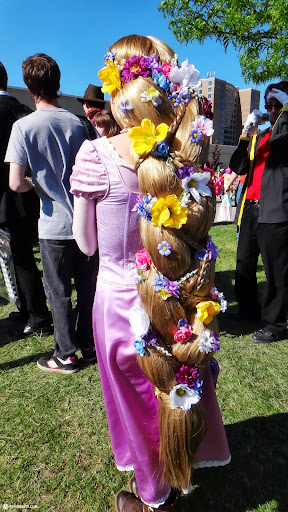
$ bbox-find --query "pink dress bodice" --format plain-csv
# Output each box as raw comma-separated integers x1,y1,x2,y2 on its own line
71,136,141,287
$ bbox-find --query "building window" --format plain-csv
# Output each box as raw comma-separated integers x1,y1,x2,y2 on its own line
208,94,211,98
208,87,211,92
209,81,212,85
199,89,202,94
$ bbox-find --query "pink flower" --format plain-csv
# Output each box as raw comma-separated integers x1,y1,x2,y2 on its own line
162,62,173,78
134,248,151,271
174,325,193,343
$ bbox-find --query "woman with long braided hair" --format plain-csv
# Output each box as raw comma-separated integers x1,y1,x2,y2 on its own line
71,34,230,512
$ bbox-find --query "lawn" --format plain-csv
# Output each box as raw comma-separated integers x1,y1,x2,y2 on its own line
0,223,287,512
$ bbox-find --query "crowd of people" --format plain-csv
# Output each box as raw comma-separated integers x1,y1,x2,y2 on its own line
0,33,287,511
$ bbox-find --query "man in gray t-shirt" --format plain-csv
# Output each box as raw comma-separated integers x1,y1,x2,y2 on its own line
6,53,98,374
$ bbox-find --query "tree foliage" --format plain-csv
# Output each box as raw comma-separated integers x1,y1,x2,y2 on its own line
158,0,288,84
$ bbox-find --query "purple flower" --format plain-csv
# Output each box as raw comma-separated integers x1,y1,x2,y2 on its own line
143,330,157,346
176,364,199,388
158,241,172,256
165,279,180,298
190,128,203,143
179,89,191,104
195,249,208,260
104,49,116,61
176,166,194,180
152,142,169,158
207,235,222,260
168,91,181,107
133,195,153,223
177,318,188,329
149,53,162,73
152,274,166,292
120,99,133,117
211,332,220,352
122,55,151,82
152,72,170,91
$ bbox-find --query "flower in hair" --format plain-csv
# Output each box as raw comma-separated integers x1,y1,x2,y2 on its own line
196,301,221,324
182,172,212,204
143,330,157,346
170,383,202,411
210,286,227,312
198,330,220,354
120,99,133,117
178,318,188,328
134,339,146,356
165,279,180,298
151,141,169,158
207,235,222,260
151,273,166,292
151,195,188,229
158,241,171,256
122,55,154,82
179,191,190,207
141,87,162,107
176,166,195,180
191,115,214,137
134,248,151,271
132,193,157,223
104,49,116,62
169,59,201,89
190,128,203,144
129,119,169,156
174,325,193,343
152,72,170,91
129,305,150,338
176,364,200,388
195,249,208,260
162,63,173,78
98,59,121,94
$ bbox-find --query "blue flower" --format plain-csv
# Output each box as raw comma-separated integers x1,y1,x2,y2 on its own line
134,339,146,356
152,141,169,158
190,128,203,143
157,241,172,256
120,98,134,117
195,249,208,260
152,72,170,91
104,49,116,62
178,318,188,329
151,274,166,291
168,91,181,107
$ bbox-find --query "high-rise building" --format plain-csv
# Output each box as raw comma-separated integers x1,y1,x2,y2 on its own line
199,77,260,145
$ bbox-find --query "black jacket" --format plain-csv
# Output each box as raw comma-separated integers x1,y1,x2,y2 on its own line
0,95,39,224
230,108,288,224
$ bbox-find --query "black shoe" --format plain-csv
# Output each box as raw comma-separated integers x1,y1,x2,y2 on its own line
9,324,53,337
37,355,79,374
81,346,97,364
252,328,286,344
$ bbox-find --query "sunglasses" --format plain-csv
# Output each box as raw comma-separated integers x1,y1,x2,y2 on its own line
264,101,282,111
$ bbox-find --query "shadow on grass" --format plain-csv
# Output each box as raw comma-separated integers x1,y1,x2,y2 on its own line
179,413,288,512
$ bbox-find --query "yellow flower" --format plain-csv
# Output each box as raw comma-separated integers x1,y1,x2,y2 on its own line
196,301,221,324
155,388,162,398
151,195,188,229
158,288,172,300
129,119,169,156
98,60,121,94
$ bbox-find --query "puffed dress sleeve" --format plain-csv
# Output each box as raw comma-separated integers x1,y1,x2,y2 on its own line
70,139,108,200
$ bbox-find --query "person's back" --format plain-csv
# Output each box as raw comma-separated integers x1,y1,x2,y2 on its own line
6,53,98,372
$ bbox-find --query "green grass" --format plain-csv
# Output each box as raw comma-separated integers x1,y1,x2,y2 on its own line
0,224,287,512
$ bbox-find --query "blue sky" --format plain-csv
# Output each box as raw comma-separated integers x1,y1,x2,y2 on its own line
0,0,267,109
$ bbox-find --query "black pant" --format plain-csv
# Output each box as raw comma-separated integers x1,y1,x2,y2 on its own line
40,238,98,359
235,202,288,333
1,217,51,328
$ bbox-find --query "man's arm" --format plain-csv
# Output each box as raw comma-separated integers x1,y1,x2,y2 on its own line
9,163,33,192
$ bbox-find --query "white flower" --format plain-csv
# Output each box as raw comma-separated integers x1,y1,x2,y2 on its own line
219,294,228,312
170,384,201,411
198,330,215,354
180,190,191,207
141,87,162,107
134,268,143,284
191,115,214,137
182,172,212,204
169,60,201,89
129,305,150,338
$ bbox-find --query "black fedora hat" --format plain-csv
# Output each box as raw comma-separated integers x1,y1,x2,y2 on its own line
77,84,105,104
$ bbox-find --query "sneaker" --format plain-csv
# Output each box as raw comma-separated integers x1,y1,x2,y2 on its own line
81,346,97,363
9,324,53,338
37,355,79,374
252,328,287,344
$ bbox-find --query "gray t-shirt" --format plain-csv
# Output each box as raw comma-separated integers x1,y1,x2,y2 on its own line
5,107,86,239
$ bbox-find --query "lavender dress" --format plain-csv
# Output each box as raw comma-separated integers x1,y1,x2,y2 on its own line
71,137,230,506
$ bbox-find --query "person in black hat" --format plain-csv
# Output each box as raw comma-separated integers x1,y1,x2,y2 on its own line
77,84,106,123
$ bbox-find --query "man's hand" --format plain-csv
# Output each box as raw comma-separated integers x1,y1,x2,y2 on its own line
267,88,288,106
242,109,264,136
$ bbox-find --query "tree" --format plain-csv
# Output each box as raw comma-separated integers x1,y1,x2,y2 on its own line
158,0,288,84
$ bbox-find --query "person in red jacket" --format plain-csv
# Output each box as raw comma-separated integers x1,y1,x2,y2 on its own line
229,81,288,343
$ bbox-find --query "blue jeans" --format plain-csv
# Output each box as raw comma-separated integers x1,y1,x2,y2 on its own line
40,239,98,359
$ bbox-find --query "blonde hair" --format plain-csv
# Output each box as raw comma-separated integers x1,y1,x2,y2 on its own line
107,35,216,489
